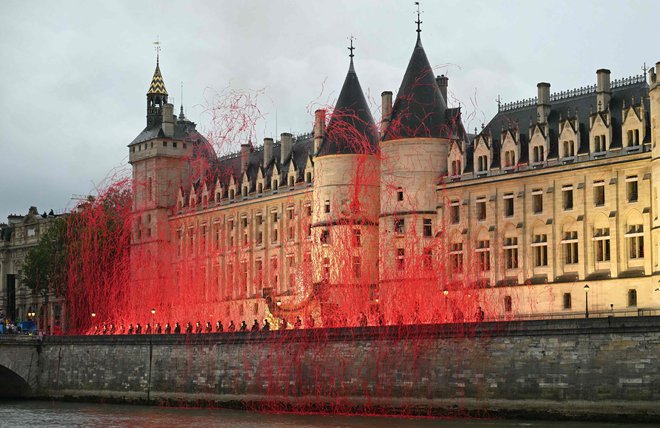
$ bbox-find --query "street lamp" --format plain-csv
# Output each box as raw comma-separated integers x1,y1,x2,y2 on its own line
91,312,96,318
151,308,156,335
583,284,590,319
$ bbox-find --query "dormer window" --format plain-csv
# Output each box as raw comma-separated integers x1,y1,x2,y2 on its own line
451,159,462,176
273,179,279,190
627,130,640,147
306,172,312,183
288,176,295,187
532,146,545,163
477,155,488,172
562,140,575,158
229,189,235,199
242,186,248,198
257,182,263,193
504,150,515,168
594,135,606,152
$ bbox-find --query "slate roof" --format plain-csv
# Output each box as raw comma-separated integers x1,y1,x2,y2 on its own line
467,77,650,173
317,58,378,156
147,60,168,95
383,35,454,141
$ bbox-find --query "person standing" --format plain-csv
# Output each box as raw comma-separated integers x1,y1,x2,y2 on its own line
251,319,259,331
216,320,224,333
174,322,181,334
239,321,247,332
165,323,172,334
228,320,236,332
294,316,302,329
262,319,270,331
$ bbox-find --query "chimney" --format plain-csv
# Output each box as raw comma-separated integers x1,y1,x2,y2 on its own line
381,91,393,137
263,138,273,168
436,75,448,103
313,109,326,156
280,133,293,165
536,82,551,124
596,69,611,112
162,103,175,137
241,143,250,174
649,62,659,89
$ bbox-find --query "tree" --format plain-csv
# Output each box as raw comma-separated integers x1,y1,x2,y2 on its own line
22,216,67,298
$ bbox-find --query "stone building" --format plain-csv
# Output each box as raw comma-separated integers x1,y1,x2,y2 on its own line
128,26,659,324
0,207,64,331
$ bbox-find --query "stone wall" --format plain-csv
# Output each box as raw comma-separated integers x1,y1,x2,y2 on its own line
28,317,660,421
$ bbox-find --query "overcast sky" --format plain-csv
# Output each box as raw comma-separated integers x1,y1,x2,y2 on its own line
0,0,657,221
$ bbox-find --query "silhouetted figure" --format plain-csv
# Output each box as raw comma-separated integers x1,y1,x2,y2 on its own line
359,312,368,327
145,323,151,334
205,321,212,333
195,321,202,334
216,320,224,333
279,318,287,330
185,322,192,334
251,319,259,331
306,315,315,329
239,321,247,332
128,324,134,335
165,323,171,334
155,323,162,334
228,321,236,332
109,324,115,335
378,314,384,326
101,324,107,335
136,323,142,334
476,306,485,322
294,316,302,329
262,319,270,331
119,324,125,334
93,326,99,335
174,322,181,334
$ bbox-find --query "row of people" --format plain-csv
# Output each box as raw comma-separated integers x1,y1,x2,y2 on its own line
92,315,314,335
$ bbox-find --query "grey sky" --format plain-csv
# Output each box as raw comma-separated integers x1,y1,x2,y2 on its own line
0,0,657,221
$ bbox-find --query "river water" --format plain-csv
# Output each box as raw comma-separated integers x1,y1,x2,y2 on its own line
0,401,648,428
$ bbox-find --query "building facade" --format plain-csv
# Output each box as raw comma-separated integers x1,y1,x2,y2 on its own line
128,29,660,325
0,207,64,331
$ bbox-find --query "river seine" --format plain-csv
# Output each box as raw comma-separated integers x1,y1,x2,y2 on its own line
0,401,647,428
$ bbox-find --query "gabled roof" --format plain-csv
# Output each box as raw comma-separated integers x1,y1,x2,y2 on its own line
317,57,378,156
383,35,449,141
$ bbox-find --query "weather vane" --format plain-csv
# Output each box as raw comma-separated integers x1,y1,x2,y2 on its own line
348,35,355,58
415,2,423,33
153,35,161,63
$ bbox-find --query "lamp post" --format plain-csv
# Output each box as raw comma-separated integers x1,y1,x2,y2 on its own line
583,284,590,319
443,290,449,322
151,308,156,335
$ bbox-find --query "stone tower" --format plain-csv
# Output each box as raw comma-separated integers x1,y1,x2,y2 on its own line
649,63,660,270
311,46,380,323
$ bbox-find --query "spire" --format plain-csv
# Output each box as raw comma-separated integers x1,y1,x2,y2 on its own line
317,39,378,157
383,19,449,141
178,81,185,120
148,38,167,96
415,1,422,35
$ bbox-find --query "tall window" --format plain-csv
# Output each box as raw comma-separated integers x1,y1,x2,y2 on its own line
477,155,488,172
563,140,575,158
255,259,263,289
504,296,512,313
476,240,490,272
270,256,279,289
504,150,515,168
562,231,579,265
396,248,405,271
503,193,514,217
628,289,637,307
562,186,574,210
563,293,572,310
286,254,295,289
397,188,404,201
626,176,638,202
423,219,432,237
476,198,487,221
352,228,362,247
533,145,545,163
593,181,605,206
451,159,462,176
323,257,330,279
450,200,460,224
594,228,611,262
324,200,331,213
627,130,640,147
450,242,463,273
353,256,361,279
320,229,330,244
594,135,606,152
394,218,405,235
626,225,644,259
532,190,543,214
532,234,548,267
423,248,433,269
504,237,518,269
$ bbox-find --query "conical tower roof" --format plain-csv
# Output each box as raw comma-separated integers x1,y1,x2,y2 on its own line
383,35,448,141
317,54,378,156
147,58,168,96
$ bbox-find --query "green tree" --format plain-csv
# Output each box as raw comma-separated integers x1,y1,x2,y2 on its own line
22,216,67,297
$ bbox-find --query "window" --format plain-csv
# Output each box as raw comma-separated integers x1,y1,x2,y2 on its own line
504,150,515,168
450,200,460,224
563,140,575,158
396,248,405,271
532,234,548,267
627,130,640,147
423,219,432,237
148,177,153,201
273,179,279,190
532,190,543,214
306,172,312,183
423,248,433,269
563,293,572,310
320,229,330,245
255,260,263,289
626,225,644,259
450,242,463,273
562,186,574,210
594,181,605,206
626,176,638,202
288,176,295,187
476,240,490,272
323,257,330,279
214,224,220,250
286,254,295,288
451,159,462,176
242,186,248,197
595,135,606,152
324,200,331,213
397,188,404,201
272,212,278,224
562,231,579,265
504,296,512,313
352,228,362,247
593,228,611,262
270,257,279,288
477,155,488,172
394,218,404,235
257,182,263,193
353,256,361,279
503,193,514,217
504,237,518,269
229,189,235,199
628,289,637,307
272,228,278,243
476,198,487,221
188,228,194,254
533,145,545,163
